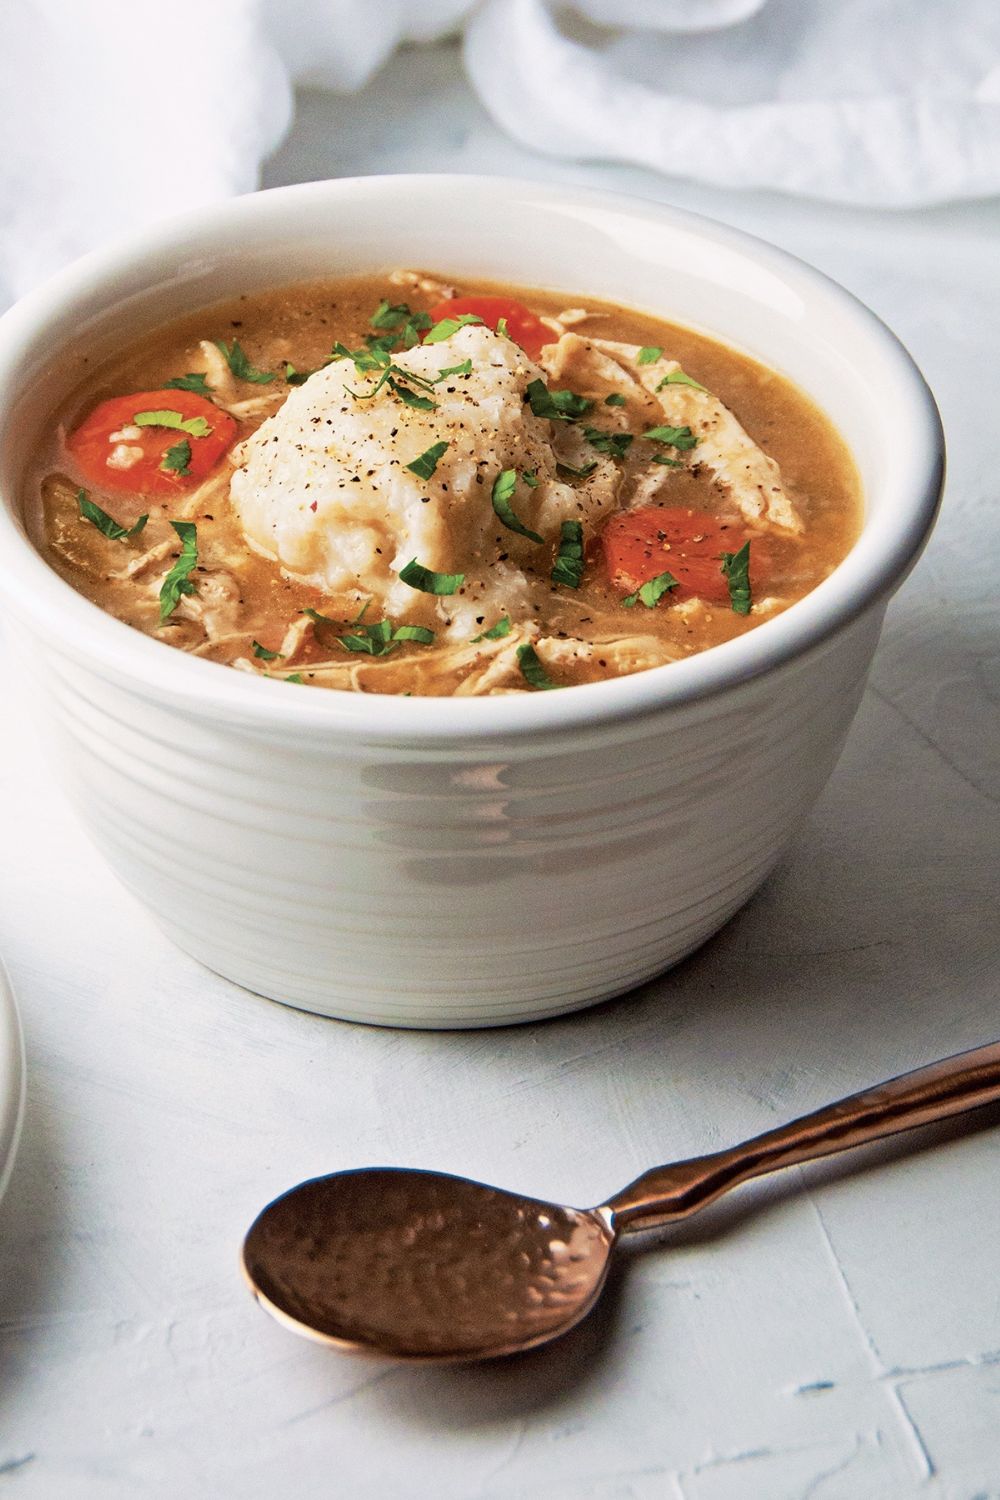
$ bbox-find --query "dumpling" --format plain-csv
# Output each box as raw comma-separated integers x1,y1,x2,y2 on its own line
229,325,620,639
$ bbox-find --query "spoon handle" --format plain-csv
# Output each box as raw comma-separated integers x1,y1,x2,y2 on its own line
605,1038,1000,1234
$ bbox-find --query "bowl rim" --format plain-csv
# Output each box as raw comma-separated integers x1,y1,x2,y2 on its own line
0,173,944,743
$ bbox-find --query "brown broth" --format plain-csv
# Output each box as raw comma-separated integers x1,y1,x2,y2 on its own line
31,273,862,694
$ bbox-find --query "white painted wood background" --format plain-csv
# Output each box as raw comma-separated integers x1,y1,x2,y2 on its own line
1,40,998,1500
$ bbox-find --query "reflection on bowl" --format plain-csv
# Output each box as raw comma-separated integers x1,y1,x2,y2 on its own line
0,176,943,1026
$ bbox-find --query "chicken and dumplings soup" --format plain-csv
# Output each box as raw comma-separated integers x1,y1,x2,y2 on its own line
32,273,861,695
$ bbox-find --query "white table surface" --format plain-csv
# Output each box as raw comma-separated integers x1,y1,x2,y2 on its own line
2,40,999,1500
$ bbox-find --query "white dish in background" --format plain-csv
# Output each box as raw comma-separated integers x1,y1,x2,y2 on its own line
0,176,944,1027
0,963,24,1204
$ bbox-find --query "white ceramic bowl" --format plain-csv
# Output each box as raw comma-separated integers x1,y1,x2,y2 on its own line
0,176,943,1027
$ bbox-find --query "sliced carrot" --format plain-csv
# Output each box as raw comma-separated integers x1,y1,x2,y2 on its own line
67,389,237,501
601,506,760,606
425,296,554,361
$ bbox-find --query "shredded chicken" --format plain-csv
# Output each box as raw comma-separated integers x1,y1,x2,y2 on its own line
198,340,239,404
541,334,801,533
174,467,231,522
195,342,282,421
554,307,598,327
110,537,178,581
225,627,535,697
538,633,683,675
277,615,313,663
388,270,456,299
189,631,255,658
174,568,243,640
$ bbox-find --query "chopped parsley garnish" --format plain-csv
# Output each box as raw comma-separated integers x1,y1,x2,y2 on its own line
522,469,539,488
471,616,512,642
338,621,435,656
364,333,400,358
496,316,510,338
405,440,449,480
651,454,683,468
526,379,593,422
158,521,198,621
643,424,698,451
285,674,305,684
303,605,346,644
368,301,432,350
491,469,543,544
516,642,560,690
337,620,399,656
389,380,437,411
434,359,473,380
164,372,213,398
404,313,434,345
336,620,396,655
720,540,752,615
160,438,192,475
556,459,598,480
398,558,465,595
336,343,440,410
622,570,679,609
583,426,633,460
604,393,626,407
251,640,283,660
305,607,435,657
213,338,275,384
551,520,585,588
424,313,484,344
77,489,147,542
657,368,707,393
333,341,387,374
637,346,662,365
392,625,436,644
283,362,314,386
370,300,413,330
133,408,212,439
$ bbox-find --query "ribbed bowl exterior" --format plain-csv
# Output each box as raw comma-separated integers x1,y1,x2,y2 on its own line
11,607,883,1026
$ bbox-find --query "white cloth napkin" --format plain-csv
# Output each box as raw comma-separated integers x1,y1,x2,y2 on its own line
3,0,1000,308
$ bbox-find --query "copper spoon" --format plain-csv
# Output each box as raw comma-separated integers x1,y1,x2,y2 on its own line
242,1039,1000,1362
